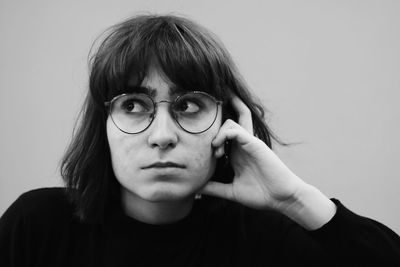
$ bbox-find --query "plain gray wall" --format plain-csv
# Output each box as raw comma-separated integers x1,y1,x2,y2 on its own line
1,0,399,234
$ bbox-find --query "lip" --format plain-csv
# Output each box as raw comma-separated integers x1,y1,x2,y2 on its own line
142,162,185,169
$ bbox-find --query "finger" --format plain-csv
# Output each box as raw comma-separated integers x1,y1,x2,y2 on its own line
231,95,253,134
200,181,234,201
212,121,251,147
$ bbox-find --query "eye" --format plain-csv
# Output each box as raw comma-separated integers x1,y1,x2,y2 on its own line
174,99,201,114
120,97,151,113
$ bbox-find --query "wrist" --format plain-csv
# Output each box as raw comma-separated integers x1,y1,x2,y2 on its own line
278,183,337,230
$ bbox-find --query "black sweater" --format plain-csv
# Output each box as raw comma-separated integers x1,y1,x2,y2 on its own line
1,187,400,266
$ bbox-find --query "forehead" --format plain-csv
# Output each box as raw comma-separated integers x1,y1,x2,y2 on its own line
127,65,188,98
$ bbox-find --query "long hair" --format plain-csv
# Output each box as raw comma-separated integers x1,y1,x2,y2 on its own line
61,14,288,222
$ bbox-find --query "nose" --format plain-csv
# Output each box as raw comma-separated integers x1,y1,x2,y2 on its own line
147,104,178,150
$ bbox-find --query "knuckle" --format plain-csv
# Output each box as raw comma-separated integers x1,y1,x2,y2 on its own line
223,119,236,128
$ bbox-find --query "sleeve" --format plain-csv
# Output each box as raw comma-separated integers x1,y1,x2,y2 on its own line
0,196,30,267
308,199,400,265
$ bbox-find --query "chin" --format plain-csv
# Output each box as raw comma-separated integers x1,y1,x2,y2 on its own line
138,184,196,202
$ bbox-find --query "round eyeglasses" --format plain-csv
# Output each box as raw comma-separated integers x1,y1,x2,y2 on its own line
105,91,223,134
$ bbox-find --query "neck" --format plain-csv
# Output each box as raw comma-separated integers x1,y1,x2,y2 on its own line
121,188,194,225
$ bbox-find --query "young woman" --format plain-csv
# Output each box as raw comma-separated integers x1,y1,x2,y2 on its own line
1,14,400,266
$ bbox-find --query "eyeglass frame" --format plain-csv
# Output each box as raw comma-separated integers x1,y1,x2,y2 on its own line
104,90,223,134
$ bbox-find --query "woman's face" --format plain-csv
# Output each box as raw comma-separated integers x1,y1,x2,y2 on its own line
107,65,222,203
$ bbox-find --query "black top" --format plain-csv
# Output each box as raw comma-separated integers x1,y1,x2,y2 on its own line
1,187,400,266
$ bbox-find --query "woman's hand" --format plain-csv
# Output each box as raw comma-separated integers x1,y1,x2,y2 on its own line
201,96,336,230
202,96,304,211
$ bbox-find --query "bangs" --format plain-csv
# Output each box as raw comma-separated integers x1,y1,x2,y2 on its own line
151,19,225,98
96,15,231,102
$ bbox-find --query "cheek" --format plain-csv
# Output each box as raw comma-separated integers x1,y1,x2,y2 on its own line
107,118,124,156
188,128,219,174
106,118,141,174
187,140,216,183
191,149,211,172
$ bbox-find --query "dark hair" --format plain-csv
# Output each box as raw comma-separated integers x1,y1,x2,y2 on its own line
61,13,288,222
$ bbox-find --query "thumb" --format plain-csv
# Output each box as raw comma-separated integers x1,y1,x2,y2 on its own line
200,181,234,201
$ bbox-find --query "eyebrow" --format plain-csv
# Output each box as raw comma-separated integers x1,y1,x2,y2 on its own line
126,85,188,98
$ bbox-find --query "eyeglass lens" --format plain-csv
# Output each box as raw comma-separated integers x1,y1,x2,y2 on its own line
109,92,219,134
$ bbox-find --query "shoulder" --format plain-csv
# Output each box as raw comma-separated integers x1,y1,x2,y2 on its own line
18,187,71,211
197,197,301,261
7,187,76,224
199,196,291,234
0,188,86,265
18,187,69,203
1,187,77,242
